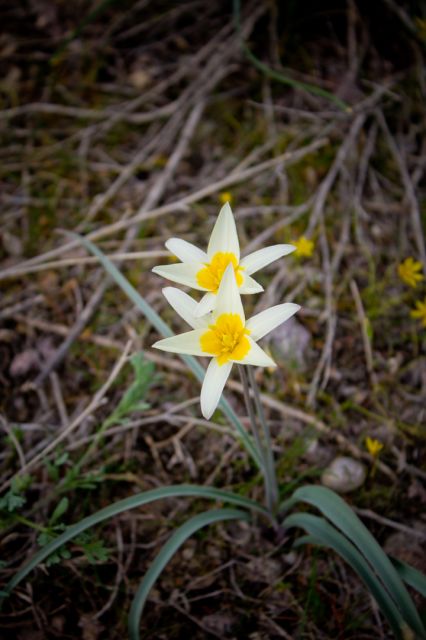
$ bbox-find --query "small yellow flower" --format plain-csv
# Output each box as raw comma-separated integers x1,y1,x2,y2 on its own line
293,236,314,258
219,192,232,205
410,297,426,327
397,257,424,288
365,437,383,457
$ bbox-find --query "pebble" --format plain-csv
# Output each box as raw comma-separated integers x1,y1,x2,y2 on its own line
270,316,310,370
321,456,366,493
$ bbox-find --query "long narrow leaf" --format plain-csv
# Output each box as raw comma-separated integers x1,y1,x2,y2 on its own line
3,485,264,598
283,485,425,638
72,233,262,469
286,515,405,639
128,508,250,639
391,557,426,598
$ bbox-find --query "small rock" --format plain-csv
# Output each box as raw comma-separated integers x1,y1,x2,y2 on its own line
201,612,237,636
321,456,366,493
270,316,310,370
304,438,332,467
128,69,151,90
2,230,23,257
9,349,40,377
244,556,282,583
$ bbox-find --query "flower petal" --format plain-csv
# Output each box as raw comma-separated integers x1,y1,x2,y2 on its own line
240,244,295,275
236,337,276,367
152,329,209,356
246,303,300,341
207,202,240,260
152,263,205,290
200,359,232,419
162,288,208,329
213,264,244,322
239,273,264,294
166,238,207,263
194,292,216,317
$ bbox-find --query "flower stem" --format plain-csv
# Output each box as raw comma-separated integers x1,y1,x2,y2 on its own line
238,365,275,514
247,367,279,511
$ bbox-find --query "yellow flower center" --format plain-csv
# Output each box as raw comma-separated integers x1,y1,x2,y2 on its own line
196,252,244,293
200,313,251,365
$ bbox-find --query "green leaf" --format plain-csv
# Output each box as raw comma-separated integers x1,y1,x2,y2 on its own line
71,233,262,470
128,508,250,640
0,475,32,513
11,474,32,493
391,557,426,598
282,485,425,638
50,497,69,525
54,452,69,467
110,352,155,422
3,484,264,600
286,515,406,639
233,0,349,112
36,530,71,567
0,492,26,513
74,533,110,564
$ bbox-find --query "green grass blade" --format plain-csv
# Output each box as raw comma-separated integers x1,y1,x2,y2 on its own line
3,485,264,599
391,557,426,598
286,485,425,638
233,0,349,112
71,233,262,469
286,515,405,639
128,508,250,639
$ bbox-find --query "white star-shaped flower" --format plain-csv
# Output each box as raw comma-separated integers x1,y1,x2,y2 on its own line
152,202,295,316
153,265,299,419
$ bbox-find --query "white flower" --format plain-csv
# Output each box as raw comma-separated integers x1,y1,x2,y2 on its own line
153,265,300,419
152,202,295,316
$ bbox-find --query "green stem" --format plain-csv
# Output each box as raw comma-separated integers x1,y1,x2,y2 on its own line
238,365,273,513
14,515,47,533
247,367,279,511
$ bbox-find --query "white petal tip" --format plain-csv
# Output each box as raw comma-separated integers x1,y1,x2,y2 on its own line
220,201,232,215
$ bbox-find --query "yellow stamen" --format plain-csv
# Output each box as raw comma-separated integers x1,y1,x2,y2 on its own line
196,252,244,293
200,313,251,365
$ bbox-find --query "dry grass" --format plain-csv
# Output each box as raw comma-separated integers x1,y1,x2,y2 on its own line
0,1,425,638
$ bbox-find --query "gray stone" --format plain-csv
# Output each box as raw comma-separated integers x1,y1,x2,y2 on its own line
270,316,310,370
321,456,366,493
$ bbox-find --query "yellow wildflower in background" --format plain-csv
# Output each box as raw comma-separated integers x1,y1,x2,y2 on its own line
410,298,426,327
219,192,233,205
397,257,424,288
365,436,383,457
294,236,314,258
